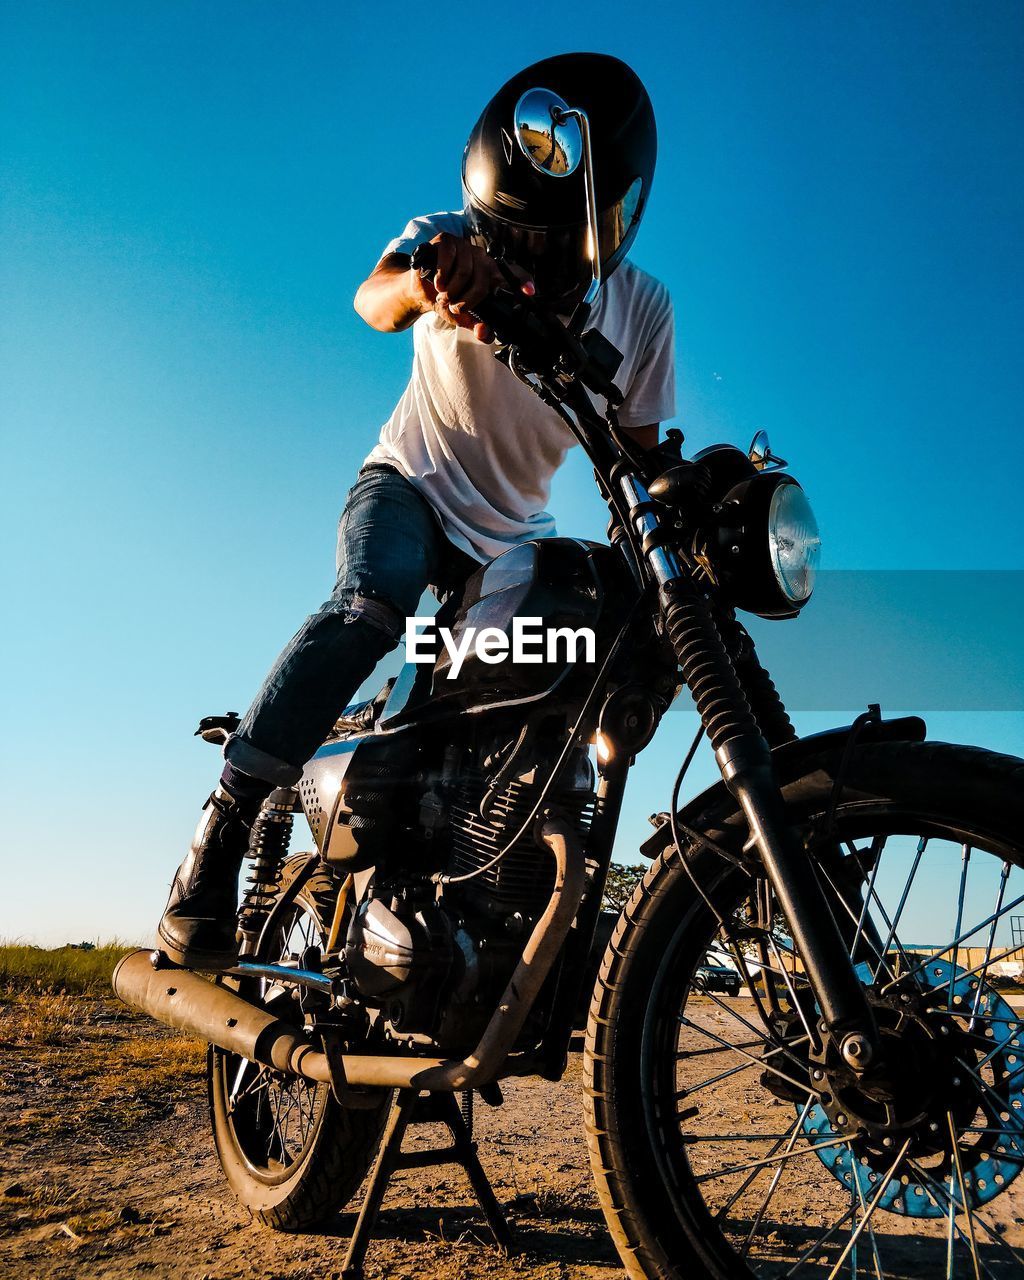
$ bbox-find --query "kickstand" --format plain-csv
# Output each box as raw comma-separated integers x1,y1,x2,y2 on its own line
340,1087,516,1279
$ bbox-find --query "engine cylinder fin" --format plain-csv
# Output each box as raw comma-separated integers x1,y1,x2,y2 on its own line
449,770,595,918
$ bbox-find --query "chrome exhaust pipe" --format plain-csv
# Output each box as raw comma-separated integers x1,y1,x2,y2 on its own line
114,817,585,1091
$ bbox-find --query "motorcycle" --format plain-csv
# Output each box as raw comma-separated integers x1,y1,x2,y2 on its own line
114,88,1024,1279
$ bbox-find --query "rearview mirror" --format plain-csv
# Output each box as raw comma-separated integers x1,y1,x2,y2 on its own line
748,430,787,472
513,87,582,177
514,86,602,321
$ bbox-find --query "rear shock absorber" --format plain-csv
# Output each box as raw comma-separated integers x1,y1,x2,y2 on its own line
237,786,298,952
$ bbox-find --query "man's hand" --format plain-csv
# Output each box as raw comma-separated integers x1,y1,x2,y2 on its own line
416,233,509,343
355,233,532,341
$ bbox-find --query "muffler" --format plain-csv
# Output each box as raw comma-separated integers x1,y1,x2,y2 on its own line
114,817,585,1091
111,951,330,1076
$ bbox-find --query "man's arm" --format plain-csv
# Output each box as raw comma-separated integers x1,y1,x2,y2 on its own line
354,248,663,450
354,233,512,342
623,424,660,452
615,281,674,458
353,253,428,333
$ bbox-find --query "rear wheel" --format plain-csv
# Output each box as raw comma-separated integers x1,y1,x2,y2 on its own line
208,855,390,1231
586,741,1024,1279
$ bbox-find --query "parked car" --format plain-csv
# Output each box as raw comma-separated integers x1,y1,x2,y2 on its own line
695,955,741,996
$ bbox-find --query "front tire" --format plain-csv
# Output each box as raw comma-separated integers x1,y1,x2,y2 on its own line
208,855,391,1231
585,741,1024,1279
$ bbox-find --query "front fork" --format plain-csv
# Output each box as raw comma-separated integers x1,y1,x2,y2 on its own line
620,473,880,1071
716,737,878,1068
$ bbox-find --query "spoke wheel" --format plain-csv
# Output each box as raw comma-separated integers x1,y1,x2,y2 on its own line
208,855,390,1230
585,740,1024,1280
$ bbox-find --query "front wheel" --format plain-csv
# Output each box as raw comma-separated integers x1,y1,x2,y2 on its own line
585,740,1024,1279
208,855,391,1231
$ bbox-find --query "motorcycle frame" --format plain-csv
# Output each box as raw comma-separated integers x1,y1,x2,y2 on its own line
226,367,889,1079
223,593,656,1082
216,379,887,1082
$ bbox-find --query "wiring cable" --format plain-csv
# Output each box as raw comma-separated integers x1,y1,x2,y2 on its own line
668,723,751,928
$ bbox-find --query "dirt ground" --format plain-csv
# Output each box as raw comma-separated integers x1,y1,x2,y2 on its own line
1,997,621,1280
4,992,1024,1280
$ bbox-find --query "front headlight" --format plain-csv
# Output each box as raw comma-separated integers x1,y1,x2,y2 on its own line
716,473,821,619
768,481,820,605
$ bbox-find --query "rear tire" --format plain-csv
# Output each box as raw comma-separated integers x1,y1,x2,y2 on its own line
208,855,391,1231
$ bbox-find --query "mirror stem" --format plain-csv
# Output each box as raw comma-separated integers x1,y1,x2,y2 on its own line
556,105,602,314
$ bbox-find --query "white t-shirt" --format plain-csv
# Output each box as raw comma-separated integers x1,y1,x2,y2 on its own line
364,210,675,563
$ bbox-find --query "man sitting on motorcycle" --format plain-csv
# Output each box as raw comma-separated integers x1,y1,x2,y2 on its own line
157,51,676,970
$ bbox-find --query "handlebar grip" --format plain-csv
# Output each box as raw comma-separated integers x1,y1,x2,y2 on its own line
410,243,438,277
411,240,510,333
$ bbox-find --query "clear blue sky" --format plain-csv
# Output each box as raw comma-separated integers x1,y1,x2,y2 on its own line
2,2,1022,946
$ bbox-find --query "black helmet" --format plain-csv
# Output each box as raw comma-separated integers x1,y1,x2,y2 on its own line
462,53,656,307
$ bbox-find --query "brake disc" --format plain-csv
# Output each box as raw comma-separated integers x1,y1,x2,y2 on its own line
800,958,1024,1218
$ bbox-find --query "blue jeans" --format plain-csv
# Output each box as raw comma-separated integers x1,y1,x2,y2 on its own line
224,465,475,784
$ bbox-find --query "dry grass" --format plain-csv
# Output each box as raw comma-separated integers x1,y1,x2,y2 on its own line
1,940,206,1140
0,941,134,995
1,1179,85,1232
4,1002,207,1136
0,940,135,1051
65,1032,207,1130
0,990,97,1054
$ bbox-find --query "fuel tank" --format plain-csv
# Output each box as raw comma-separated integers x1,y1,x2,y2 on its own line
379,537,634,729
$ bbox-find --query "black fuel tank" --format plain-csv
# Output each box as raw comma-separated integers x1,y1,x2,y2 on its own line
379,537,634,729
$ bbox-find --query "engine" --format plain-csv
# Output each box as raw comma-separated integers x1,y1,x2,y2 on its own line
303,723,596,1056
290,535,649,1051
447,749,596,919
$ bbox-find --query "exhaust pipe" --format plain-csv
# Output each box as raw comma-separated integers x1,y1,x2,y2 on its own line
114,817,585,1091
111,951,325,1073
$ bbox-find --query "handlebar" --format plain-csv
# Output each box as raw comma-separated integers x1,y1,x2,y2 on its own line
410,242,624,407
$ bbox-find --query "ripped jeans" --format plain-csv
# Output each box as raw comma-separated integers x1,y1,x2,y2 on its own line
224,464,476,785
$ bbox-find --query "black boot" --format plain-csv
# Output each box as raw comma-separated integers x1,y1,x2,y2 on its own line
157,787,258,969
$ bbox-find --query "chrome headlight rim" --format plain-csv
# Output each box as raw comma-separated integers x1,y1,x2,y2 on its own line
767,479,820,607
